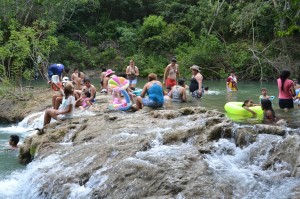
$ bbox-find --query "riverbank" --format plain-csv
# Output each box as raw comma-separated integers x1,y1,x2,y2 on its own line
0,88,53,123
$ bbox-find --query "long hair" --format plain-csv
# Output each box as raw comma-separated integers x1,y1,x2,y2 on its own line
242,99,251,107
280,70,291,91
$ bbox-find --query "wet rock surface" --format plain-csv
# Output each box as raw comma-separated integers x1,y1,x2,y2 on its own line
17,93,300,198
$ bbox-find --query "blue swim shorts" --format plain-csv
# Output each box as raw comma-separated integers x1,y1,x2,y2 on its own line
129,78,137,85
142,98,163,108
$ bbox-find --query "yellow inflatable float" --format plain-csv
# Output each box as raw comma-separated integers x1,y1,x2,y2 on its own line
224,102,263,117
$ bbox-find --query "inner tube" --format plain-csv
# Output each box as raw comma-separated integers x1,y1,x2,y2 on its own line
108,89,132,111
224,102,263,116
259,95,275,101
108,76,129,90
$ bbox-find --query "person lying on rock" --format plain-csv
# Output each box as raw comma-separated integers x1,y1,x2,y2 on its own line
43,82,76,127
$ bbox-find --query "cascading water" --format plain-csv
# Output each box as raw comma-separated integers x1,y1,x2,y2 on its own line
204,134,300,198
0,106,300,199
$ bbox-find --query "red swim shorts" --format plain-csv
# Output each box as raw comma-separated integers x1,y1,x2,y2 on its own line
165,78,177,89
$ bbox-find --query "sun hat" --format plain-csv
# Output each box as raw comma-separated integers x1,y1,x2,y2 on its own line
190,65,200,72
62,76,69,83
105,69,115,77
64,82,74,92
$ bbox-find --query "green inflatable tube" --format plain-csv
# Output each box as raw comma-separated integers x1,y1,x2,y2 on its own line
224,102,263,116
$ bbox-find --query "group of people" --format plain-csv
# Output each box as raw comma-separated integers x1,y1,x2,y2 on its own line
44,61,299,127
44,63,97,127
235,69,300,123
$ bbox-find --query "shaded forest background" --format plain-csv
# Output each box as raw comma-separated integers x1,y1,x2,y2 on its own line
0,0,299,89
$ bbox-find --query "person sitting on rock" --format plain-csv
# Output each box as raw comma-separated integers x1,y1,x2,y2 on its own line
52,76,70,109
136,73,164,110
43,82,75,127
101,69,115,94
77,89,93,110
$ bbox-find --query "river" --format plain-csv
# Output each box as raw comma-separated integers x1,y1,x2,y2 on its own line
0,79,299,198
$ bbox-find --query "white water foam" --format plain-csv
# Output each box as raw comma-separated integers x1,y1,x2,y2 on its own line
204,135,300,199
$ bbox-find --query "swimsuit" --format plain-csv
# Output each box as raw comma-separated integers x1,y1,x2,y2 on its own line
142,82,164,107
171,86,183,102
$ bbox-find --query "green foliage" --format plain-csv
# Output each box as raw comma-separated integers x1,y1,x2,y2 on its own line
139,15,167,39
161,23,195,52
176,34,224,79
128,53,166,77
23,69,35,81
117,26,138,56
0,0,299,84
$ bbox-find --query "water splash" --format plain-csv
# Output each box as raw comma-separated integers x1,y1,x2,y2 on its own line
204,135,300,199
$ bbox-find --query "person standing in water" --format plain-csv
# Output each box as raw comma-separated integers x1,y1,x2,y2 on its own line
126,60,139,90
277,69,295,111
189,65,203,98
226,71,238,92
163,57,180,91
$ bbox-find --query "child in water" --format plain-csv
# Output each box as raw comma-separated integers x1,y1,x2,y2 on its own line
293,90,300,107
8,134,19,150
259,88,274,103
261,99,276,123
242,99,260,116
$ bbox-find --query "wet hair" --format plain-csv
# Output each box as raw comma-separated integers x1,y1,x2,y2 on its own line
178,79,185,86
10,135,19,145
148,73,157,81
279,70,291,91
204,86,209,91
261,99,276,118
242,99,252,107
64,67,70,74
73,68,78,72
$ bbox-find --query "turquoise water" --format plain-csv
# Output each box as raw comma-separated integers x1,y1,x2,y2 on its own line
133,78,300,127
0,125,26,179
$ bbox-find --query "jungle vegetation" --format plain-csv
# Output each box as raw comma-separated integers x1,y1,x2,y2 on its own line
0,0,299,90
